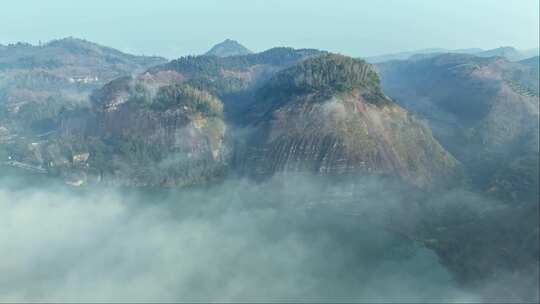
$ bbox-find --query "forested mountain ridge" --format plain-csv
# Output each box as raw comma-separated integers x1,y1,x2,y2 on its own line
146,47,326,122
240,54,463,188
2,46,326,186
0,37,167,141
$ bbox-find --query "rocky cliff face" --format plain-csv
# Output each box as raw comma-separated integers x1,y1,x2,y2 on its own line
83,81,229,187
7,51,465,189
16,47,327,187
32,78,229,187
241,55,462,188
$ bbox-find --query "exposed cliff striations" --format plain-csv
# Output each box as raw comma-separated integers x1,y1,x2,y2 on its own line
241,55,462,188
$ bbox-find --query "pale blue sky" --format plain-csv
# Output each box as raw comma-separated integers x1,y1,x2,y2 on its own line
1,0,538,58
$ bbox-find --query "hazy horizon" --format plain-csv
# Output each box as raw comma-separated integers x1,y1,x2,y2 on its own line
1,0,538,59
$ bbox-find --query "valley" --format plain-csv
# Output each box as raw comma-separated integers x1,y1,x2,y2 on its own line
0,37,538,302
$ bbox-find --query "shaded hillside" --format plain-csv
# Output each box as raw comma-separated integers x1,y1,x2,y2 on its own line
377,53,539,301
241,54,463,188
414,190,539,301
26,80,230,187
377,54,539,196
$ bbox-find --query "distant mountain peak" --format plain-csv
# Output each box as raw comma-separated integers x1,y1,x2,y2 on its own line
205,39,253,57
486,46,519,55
474,46,526,61
495,46,517,51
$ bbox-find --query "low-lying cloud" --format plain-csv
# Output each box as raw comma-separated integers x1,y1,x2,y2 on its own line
0,172,509,303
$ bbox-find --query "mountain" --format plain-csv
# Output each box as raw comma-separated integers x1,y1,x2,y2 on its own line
150,47,326,122
8,50,463,189
205,39,253,57
377,53,539,196
366,46,539,63
0,37,166,75
474,46,528,61
1,43,537,300
2,41,535,191
365,48,483,63
521,48,540,59
5,77,230,188
10,47,326,186
241,54,463,188
86,80,229,187
376,53,539,298
0,37,167,138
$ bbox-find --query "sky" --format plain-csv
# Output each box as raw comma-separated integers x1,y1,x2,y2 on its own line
0,0,538,59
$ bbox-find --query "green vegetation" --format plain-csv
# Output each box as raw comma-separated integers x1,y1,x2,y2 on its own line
111,136,165,166
163,56,223,78
151,48,325,98
186,76,249,96
488,154,540,204
162,47,323,76
505,79,539,96
8,71,69,90
0,37,166,72
126,81,154,107
97,78,224,118
17,95,88,128
257,54,391,106
149,84,224,117
117,80,224,116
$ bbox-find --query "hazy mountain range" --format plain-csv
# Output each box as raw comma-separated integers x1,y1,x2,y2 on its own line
0,37,538,302
365,46,539,63
0,37,537,198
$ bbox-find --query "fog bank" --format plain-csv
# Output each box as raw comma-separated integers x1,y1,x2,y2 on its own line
0,172,489,303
